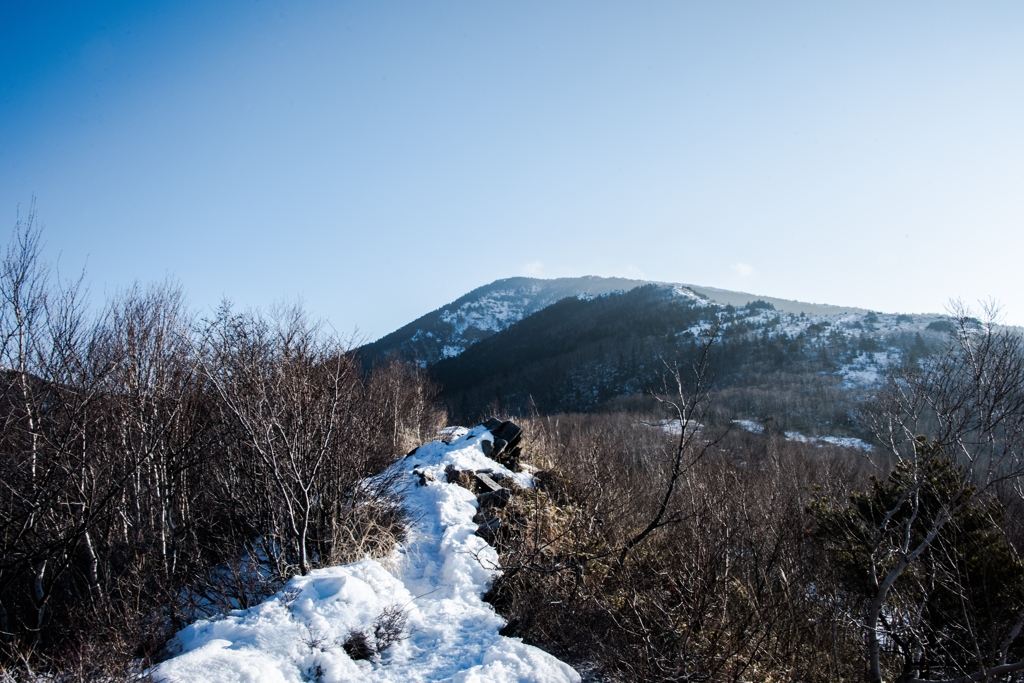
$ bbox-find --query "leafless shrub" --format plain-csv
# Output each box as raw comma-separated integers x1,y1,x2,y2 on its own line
338,604,407,662
487,308,1024,682
279,587,302,611
342,630,374,661
826,302,1024,683
0,215,439,676
301,625,327,653
372,604,408,653
489,412,867,682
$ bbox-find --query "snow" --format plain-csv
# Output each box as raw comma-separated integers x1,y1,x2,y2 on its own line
648,418,703,436
442,345,464,359
818,435,873,451
731,419,764,434
784,431,873,451
734,420,871,450
670,285,711,305
839,350,897,388
439,289,541,337
155,428,579,683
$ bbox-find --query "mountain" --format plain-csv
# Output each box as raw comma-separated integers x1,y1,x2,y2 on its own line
427,283,948,430
359,276,650,366
358,276,957,432
684,284,868,316
360,276,875,368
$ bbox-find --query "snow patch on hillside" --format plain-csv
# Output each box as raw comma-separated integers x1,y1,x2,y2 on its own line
839,350,897,388
442,345,464,359
155,429,579,683
785,431,873,451
671,285,711,305
733,420,872,451
440,289,544,338
732,419,764,434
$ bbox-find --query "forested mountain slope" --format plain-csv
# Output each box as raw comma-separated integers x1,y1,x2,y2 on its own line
359,276,878,368
430,284,949,428
360,276,649,366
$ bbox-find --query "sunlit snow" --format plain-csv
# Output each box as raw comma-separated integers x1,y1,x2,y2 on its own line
155,428,580,683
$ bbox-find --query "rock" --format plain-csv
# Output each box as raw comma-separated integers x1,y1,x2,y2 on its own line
474,472,503,492
498,618,520,637
475,517,501,543
445,465,475,491
482,417,504,432
491,438,508,456
493,421,522,450
481,439,494,457
478,488,512,509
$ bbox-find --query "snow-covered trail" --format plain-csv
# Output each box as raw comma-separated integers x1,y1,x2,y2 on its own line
155,426,581,683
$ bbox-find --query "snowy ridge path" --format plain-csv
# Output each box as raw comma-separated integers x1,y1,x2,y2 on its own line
155,426,581,683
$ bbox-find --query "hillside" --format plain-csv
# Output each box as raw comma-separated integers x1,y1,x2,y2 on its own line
685,284,870,316
359,277,886,368
359,276,649,366
429,283,948,429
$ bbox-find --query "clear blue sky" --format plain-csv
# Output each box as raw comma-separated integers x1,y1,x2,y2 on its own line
2,1,1023,338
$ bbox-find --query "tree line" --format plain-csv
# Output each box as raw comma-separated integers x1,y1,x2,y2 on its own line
0,210,443,678
432,284,942,428
486,310,1024,682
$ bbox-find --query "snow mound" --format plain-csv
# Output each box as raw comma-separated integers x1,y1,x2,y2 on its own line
155,427,580,683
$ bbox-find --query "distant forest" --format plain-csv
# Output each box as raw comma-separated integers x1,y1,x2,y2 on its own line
0,215,443,678
431,284,941,431
6,211,1023,683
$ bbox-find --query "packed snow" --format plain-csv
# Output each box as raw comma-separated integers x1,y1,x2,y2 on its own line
155,427,580,683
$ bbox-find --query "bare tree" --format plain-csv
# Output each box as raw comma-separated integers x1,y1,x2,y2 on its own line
0,209,437,676
202,302,403,577
0,205,102,652
620,319,723,563
842,303,1024,683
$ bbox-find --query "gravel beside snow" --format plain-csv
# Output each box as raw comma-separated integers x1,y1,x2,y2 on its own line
155,427,580,683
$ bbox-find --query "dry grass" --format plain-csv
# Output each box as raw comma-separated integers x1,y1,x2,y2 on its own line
485,412,871,682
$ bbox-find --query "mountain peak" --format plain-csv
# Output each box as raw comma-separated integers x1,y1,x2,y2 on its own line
360,276,650,366
359,276,878,367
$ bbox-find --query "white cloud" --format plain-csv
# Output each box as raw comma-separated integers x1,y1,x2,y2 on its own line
521,260,544,276
730,262,755,277
619,264,646,280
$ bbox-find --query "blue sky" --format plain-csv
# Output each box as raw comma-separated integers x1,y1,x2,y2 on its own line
2,1,1023,338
